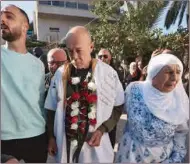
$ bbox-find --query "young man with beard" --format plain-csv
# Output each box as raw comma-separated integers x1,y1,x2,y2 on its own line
1,5,47,162
45,26,124,163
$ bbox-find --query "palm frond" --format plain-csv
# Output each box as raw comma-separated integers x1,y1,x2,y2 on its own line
144,1,169,28
178,1,188,26
151,1,170,28
164,1,182,29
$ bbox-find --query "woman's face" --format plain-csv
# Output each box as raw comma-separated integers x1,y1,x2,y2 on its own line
152,64,181,92
130,63,136,71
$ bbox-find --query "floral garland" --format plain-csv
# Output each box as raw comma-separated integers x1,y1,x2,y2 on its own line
65,68,97,162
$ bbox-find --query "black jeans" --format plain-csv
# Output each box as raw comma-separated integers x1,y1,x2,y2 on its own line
1,132,48,163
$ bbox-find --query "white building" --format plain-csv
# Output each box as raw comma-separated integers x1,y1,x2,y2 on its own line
34,0,96,43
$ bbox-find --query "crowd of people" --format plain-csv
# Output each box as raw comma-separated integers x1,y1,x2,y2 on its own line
1,4,189,163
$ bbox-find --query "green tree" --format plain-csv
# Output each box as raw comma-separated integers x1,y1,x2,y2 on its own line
87,0,189,70
87,0,168,62
155,1,189,29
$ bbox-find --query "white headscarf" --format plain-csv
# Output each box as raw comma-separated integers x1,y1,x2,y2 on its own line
142,54,189,125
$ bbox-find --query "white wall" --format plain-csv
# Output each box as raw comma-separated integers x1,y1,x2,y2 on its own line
37,16,91,42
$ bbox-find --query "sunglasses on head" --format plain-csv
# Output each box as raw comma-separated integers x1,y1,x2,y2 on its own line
98,55,108,59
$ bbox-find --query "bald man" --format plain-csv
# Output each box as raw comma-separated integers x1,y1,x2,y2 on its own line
1,5,47,162
45,48,67,99
45,26,124,163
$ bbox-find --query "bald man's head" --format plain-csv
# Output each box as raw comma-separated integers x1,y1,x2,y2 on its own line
1,5,29,42
65,26,94,69
98,48,112,65
65,26,92,44
47,48,68,74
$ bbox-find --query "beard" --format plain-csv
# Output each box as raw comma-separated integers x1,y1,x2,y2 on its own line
1,27,22,42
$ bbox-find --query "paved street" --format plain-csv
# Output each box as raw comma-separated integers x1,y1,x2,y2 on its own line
20,114,189,163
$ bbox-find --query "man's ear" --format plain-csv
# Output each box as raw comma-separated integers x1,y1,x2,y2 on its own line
23,22,29,33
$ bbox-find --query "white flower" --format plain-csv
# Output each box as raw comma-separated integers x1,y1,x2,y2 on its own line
91,104,96,113
71,101,79,109
71,139,78,147
71,109,79,116
88,82,96,91
87,72,91,78
71,77,80,85
88,111,96,119
88,125,95,132
71,123,78,130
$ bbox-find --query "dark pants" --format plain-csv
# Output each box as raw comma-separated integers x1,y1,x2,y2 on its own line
1,132,48,163
109,126,117,148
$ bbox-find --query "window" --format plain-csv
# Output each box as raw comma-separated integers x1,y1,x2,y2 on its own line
39,1,51,5
52,1,65,7
52,1,59,6
49,27,60,32
59,1,65,7
65,1,77,9
78,3,88,10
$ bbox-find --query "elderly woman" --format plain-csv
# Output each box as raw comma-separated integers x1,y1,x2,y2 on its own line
115,54,189,163
126,62,141,86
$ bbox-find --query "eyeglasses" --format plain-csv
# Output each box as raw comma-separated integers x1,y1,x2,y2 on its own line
98,55,108,59
48,60,67,66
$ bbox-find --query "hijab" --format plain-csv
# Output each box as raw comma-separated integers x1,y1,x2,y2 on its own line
142,54,189,125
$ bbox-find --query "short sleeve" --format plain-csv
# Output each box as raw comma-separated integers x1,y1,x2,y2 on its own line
44,75,58,111
44,66,64,111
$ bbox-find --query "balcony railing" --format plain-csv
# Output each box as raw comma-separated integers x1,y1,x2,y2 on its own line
39,1,91,11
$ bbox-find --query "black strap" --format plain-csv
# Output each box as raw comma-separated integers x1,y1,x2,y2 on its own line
66,134,71,163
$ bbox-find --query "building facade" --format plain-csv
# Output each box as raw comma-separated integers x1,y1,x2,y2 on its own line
34,0,96,42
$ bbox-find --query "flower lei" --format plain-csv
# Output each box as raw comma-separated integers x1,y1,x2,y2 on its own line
65,65,97,163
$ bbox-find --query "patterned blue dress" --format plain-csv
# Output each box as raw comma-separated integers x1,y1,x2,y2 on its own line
115,82,188,163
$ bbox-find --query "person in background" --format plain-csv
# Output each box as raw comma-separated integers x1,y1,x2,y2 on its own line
98,48,126,88
137,60,143,72
33,46,43,58
116,54,189,163
40,53,49,74
33,47,49,74
1,5,47,162
97,48,123,149
126,62,142,86
151,48,173,58
45,48,68,99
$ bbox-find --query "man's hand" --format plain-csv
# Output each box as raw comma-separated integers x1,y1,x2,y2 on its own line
151,49,163,58
48,137,58,156
87,130,103,147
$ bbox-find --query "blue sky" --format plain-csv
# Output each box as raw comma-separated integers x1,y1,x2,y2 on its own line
1,1,187,34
